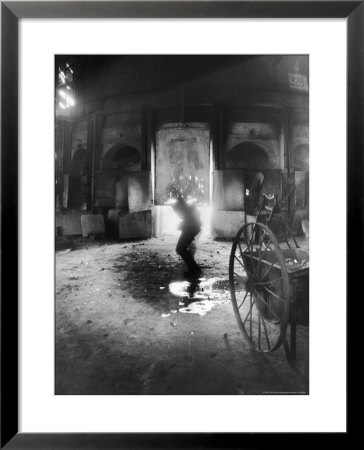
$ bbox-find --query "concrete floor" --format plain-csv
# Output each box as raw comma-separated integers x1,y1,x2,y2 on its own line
56,235,309,395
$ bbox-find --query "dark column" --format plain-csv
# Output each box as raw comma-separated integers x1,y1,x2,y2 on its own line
62,119,71,175
93,112,103,171
55,122,63,173
281,107,291,174
58,120,71,209
87,114,94,211
282,107,296,225
55,122,64,211
212,104,224,170
87,112,103,212
141,107,152,171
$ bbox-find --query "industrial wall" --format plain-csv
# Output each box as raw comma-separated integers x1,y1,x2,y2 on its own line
55,55,309,239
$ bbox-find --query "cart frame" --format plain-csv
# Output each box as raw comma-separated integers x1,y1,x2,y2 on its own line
229,221,309,366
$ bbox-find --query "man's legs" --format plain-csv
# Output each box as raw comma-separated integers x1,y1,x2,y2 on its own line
245,214,257,244
176,231,201,273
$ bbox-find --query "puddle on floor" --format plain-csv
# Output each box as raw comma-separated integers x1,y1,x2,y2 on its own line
168,277,232,316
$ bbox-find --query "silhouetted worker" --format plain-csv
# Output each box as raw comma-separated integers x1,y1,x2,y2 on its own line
172,196,202,277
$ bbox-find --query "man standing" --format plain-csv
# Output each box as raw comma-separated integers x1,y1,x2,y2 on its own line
244,171,265,241
172,196,202,277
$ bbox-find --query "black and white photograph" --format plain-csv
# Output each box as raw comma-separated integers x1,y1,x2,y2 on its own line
55,55,309,395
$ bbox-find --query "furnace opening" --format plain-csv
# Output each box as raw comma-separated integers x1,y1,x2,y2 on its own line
227,142,274,170
153,123,212,237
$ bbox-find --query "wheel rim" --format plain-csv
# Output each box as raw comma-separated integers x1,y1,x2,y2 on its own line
229,222,290,352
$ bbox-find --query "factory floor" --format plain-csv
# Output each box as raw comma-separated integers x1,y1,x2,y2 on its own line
55,235,309,395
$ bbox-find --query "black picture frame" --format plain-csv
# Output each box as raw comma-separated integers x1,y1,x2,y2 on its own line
1,1,357,448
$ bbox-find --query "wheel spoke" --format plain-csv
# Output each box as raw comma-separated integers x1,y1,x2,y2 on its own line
243,295,255,325
253,290,281,322
260,309,271,350
234,271,243,278
258,308,261,350
249,293,253,338
252,232,270,278
255,298,272,350
260,257,279,281
238,289,249,310
238,240,246,258
254,277,282,287
262,286,281,299
242,247,250,256
230,221,290,354
234,254,245,269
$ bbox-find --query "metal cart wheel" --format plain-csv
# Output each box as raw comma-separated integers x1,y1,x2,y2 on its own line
229,222,291,352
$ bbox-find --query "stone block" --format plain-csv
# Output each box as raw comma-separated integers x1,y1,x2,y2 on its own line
213,170,244,211
81,214,105,238
152,205,163,238
128,171,152,213
119,210,152,239
211,210,245,238
61,210,83,236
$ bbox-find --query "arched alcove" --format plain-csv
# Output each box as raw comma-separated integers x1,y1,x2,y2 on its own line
293,144,309,170
226,142,274,170
103,144,141,171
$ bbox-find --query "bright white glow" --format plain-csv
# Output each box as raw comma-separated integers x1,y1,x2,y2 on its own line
67,96,75,107
57,90,75,109
186,197,197,204
157,204,212,238
165,198,177,205
58,70,66,84
158,205,181,235
199,205,212,239
168,280,190,297
209,139,213,204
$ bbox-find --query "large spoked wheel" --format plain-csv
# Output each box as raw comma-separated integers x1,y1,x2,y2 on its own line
229,222,291,352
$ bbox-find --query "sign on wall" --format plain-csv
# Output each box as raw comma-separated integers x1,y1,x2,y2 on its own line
288,72,309,91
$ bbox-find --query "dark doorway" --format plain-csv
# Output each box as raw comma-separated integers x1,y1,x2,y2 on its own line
103,144,141,171
226,142,271,170
68,147,89,209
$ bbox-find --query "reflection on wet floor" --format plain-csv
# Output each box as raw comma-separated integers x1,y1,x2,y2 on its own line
168,277,231,316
